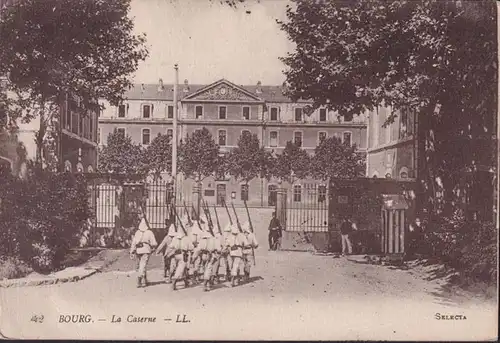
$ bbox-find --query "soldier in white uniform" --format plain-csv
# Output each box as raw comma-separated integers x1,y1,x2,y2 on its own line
241,222,258,283
202,230,222,291
187,216,204,284
225,225,248,287
130,211,158,288
170,229,195,291
218,222,233,281
155,217,178,283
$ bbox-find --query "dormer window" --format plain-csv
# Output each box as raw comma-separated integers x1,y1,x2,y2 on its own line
256,81,262,94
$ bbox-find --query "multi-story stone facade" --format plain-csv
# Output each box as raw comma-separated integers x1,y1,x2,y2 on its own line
99,79,368,206
366,106,417,180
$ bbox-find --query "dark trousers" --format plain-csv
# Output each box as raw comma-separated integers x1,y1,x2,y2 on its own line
268,230,281,250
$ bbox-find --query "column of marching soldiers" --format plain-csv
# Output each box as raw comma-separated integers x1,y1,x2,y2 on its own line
154,198,259,292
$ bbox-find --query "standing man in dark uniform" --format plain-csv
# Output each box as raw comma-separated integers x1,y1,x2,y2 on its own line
268,211,282,251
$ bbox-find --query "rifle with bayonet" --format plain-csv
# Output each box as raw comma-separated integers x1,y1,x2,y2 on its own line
200,198,215,237
222,199,233,226
213,205,222,235
172,203,187,236
183,201,193,226
243,200,256,266
190,204,210,236
231,203,243,233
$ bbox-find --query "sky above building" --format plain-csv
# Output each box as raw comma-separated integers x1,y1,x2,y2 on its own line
129,0,293,86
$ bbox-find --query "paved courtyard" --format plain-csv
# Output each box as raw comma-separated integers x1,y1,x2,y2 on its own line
1,242,496,340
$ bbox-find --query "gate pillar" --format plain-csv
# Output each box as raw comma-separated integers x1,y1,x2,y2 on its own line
276,187,287,230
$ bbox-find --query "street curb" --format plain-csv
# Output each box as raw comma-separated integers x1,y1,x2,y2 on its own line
0,250,123,289
0,267,101,288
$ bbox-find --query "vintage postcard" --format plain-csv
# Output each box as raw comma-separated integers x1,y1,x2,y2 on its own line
0,0,498,340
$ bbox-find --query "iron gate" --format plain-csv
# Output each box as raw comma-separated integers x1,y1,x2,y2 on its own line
277,183,329,232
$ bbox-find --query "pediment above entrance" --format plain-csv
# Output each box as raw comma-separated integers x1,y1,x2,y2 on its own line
182,79,263,103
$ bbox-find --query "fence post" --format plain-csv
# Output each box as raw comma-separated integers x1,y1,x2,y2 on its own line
276,187,287,231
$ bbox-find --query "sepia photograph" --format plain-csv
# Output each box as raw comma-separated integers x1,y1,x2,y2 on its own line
0,0,498,340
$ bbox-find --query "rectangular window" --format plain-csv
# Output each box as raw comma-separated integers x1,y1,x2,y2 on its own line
344,113,353,122
204,189,215,197
319,108,327,122
79,115,83,136
218,130,227,146
240,184,249,201
65,107,71,130
142,128,151,145
343,132,352,146
294,131,303,147
270,107,278,121
242,106,250,120
293,185,302,202
242,130,251,138
195,106,203,119
294,108,302,122
167,105,174,119
142,104,151,118
399,109,408,139
318,131,327,143
269,131,278,147
118,104,126,118
167,129,173,141
219,106,227,119
89,114,94,141
117,128,125,136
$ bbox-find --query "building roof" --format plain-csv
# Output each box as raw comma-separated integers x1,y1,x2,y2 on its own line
124,79,310,103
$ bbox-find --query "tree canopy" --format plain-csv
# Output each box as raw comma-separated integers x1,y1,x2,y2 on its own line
279,0,497,219
0,0,148,167
272,140,310,184
179,128,221,182
227,131,272,183
312,136,365,181
142,133,172,180
98,129,145,175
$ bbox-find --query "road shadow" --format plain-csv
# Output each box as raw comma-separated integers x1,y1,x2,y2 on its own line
238,275,264,286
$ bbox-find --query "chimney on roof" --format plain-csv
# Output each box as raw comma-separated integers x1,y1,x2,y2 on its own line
183,79,190,93
256,81,262,94
158,78,164,92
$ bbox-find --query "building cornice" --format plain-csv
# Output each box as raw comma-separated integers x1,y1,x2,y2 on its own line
367,136,415,154
99,118,367,128
62,129,98,147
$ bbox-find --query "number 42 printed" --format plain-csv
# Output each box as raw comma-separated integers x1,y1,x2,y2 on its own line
31,315,44,323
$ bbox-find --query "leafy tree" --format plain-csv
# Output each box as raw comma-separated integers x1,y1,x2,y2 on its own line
0,0,148,167
98,129,145,175
227,131,273,184
279,0,497,220
272,140,310,184
312,136,365,181
178,127,221,182
142,133,172,180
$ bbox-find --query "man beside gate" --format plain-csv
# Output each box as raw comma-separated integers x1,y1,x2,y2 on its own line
268,212,282,251
340,216,357,256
